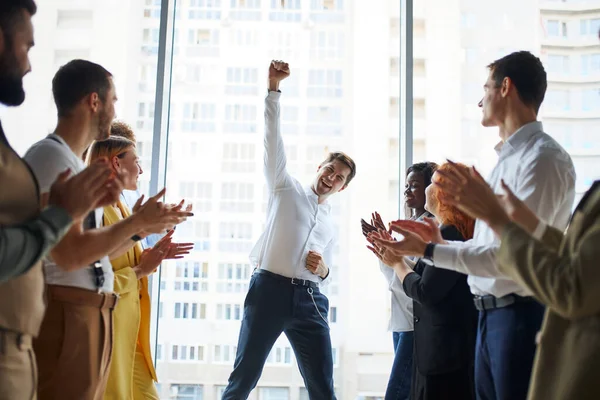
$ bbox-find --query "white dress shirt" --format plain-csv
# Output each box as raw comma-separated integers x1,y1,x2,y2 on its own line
24,134,114,293
249,91,334,284
379,260,414,332
432,121,575,297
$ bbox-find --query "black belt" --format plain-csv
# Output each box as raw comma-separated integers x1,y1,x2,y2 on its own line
254,269,320,290
473,294,534,311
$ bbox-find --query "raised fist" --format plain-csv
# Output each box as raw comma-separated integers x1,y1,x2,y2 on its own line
268,60,290,84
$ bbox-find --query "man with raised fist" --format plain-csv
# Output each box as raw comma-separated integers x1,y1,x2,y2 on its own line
222,60,356,400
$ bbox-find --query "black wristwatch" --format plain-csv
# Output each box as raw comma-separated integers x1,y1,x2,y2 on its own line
131,234,142,242
424,243,436,261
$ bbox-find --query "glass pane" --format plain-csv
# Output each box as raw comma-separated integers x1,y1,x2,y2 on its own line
156,0,399,398
414,1,599,209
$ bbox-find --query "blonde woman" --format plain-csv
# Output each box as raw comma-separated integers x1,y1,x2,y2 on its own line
87,135,193,399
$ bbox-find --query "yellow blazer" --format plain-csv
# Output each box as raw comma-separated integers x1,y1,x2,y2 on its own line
497,183,600,400
103,201,157,400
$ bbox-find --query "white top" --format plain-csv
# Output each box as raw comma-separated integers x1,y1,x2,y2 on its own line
24,134,114,293
379,260,414,332
433,121,575,297
249,92,334,284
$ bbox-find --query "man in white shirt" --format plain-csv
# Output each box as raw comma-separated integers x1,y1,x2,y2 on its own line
24,59,191,400
222,61,356,400
370,51,576,400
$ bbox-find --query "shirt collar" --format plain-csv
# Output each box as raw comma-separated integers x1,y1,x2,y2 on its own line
494,121,543,155
305,185,332,213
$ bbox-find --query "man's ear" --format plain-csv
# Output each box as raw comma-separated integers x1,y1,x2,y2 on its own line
338,184,348,193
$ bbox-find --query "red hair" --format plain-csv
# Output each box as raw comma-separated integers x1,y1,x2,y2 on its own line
430,162,476,240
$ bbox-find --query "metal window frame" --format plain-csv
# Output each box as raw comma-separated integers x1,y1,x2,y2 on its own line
399,0,413,217
148,0,177,369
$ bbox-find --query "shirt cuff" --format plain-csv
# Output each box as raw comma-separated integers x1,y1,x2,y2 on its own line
431,244,459,272
532,220,547,241
39,206,73,237
266,90,281,99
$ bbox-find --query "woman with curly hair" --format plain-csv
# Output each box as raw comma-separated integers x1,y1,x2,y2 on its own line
368,162,478,400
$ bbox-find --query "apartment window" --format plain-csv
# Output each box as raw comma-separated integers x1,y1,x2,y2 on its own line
142,28,160,54
582,89,600,111
268,31,300,60
581,54,600,75
332,347,338,366
214,345,237,363
258,387,290,400
307,69,343,98
390,57,400,76
188,29,219,46
389,97,399,118
225,68,259,96
460,12,475,29
299,388,309,400
309,0,345,23
182,103,216,132
229,29,260,47
329,306,337,323
156,344,163,361
547,20,567,37
390,17,400,38
306,106,342,135
143,0,161,19
320,263,339,296
222,143,256,173
266,346,293,365
189,0,221,20
269,0,301,22
136,101,155,131
138,64,157,92
216,303,243,320
220,182,255,212
281,106,299,134
159,302,163,319
230,0,262,21
546,54,569,74
545,90,571,111
170,384,204,399
310,31,345,60
218,222,253,253
224,104,258,133
177,182,212,214
580,18,600,36
173,261,209,292
216,263,252,293
174,302,206,319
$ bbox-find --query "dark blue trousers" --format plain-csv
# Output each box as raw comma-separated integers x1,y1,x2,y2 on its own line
475,300,545,400
385,331,413,400
222,271,336,400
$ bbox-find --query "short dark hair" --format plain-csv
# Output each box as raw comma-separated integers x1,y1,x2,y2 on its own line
487,51,547,114
406,162,438,187
110,120,136,142
321,151,356,185
52,59,113,117
0,0,36,39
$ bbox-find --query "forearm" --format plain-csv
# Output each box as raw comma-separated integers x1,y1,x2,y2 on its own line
51,215,143,270
108,239,137,260
0,206,72,282
432,242,504,278
264,91,289,190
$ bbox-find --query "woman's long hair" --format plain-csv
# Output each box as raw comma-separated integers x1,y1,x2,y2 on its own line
86,136,135,167
429,162,476,240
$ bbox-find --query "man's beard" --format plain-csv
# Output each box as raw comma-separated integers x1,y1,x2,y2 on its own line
0,50,25,106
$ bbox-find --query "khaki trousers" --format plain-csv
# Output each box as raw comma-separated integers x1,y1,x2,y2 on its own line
0,329,37,400
34,285,118,400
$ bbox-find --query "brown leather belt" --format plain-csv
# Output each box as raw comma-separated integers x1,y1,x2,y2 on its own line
46,285,118,309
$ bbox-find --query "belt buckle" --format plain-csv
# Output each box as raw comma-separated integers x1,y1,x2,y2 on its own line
291,277,298,285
